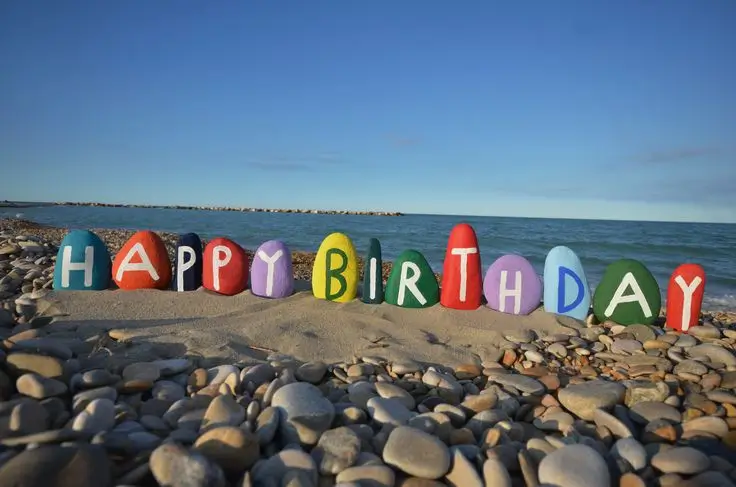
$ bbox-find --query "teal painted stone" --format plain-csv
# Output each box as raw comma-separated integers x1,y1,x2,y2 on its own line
593,259,661,326
543,246,591,320
384,249,439,308
53,230,111,291
361,238,383,304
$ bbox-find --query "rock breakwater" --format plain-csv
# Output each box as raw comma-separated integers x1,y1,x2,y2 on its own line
54,202,404,216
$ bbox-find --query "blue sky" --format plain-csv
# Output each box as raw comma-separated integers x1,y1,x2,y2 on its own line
1,1,734,223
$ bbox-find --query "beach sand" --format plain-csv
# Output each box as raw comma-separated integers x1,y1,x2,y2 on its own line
46,283,571,371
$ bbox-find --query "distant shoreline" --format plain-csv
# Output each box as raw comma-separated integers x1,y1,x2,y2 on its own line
0,200,403,216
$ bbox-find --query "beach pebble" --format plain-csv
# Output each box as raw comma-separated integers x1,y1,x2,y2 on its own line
610,437,647,471
538,444,610,487
422,369,463,403
336,465,395,487
0,444,111,487
382,426,451,479
483,457,513,487
367,397,415,426
557,380,625,420
612,339,643,354
681,416,729,437
674,359,708,376
193,426,260,473
650,446,711,475
72,398,116,433
375,382,416,410
629,401,681,424
16,372,67,399
6,352,65,379
485,371,545,395
311,426,361,474
271,382,335,445
122,362,160,382
445,448,483,487
688,344,736,368
295,361,327,383
201,394,245,431
251,448,318,486
150,442,226,487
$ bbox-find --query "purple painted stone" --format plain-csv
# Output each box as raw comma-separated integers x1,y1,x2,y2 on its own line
250,240,294,299
483,254,542,315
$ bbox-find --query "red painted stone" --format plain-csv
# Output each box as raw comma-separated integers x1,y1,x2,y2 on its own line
440,223,483,310
202,237,249,296
112,231,172,290
666,263,706,332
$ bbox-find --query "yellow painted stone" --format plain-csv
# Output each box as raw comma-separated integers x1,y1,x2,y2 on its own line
312,232,359,302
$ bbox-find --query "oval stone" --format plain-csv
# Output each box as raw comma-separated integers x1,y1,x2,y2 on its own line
665,263,706,332
250,240,294,299
171,233,203,292
543,245,591,320
483,254,542,315
440,223,482,310
202,237,248,296
361,238,383,304
384,250,439,309
312,232,359,302
592,259,661,326
53,230,111,291
112,230,172,290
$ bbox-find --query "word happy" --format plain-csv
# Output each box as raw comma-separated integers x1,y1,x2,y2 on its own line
52,223,707,331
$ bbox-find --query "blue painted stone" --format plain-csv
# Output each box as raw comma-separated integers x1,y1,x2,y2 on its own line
543,245,591,320
250,240,294,298
172,233,203,292
52,230,111,291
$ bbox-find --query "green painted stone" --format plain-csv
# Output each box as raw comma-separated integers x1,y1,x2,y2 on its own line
384,249,439,308
593,258,661,326
361,238,383,304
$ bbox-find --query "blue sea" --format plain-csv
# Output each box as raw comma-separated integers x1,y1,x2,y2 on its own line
3,205,735,311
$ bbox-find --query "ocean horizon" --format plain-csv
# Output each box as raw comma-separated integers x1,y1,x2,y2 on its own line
2,204,735,312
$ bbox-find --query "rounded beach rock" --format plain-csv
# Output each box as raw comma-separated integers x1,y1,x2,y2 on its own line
382,426,451,479
557,379,625,420
538,443,610,487
271,381,335,445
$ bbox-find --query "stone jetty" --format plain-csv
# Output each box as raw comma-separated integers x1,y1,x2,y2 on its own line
54,201,404,217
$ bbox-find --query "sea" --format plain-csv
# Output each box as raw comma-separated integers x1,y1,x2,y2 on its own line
2,204,735,311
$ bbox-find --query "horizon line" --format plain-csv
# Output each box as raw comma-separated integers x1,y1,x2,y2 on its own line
3,199,735,226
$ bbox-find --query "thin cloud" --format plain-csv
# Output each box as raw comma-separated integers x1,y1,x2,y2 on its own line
633,147,721,165
387,135,421,148
246,152,347,172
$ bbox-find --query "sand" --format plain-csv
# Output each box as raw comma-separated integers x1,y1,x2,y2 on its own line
44,281,572,370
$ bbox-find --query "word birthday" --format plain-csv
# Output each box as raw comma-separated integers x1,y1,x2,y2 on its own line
52,223,707,332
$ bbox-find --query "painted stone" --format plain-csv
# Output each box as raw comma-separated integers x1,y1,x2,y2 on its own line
384,249,439,308
52,230,111,291
251,240,294,299
361,238,383,304
483,254,542,315
666,263,706,332
202,238,249,296
440,223,482,310
112,231,171,290
592,259,661,326
172,233,203,292
543,245,591,320
312,232,359,302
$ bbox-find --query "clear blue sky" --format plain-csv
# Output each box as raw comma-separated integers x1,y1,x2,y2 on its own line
1,1,734,223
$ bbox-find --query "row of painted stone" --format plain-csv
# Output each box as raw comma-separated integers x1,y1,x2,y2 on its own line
51,223,706,332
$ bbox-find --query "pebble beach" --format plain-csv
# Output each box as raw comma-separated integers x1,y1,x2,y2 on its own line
1,218,736,487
